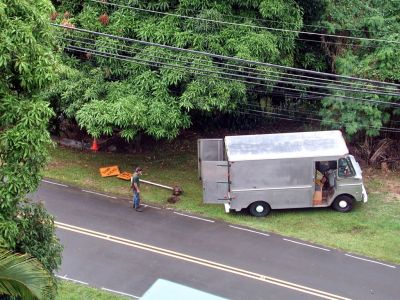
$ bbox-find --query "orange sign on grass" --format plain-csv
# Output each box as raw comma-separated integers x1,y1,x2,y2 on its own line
117,172,132,181
99,165,120,177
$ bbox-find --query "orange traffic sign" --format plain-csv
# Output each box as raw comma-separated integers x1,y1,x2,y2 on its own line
99,165,120,177
117,172,132,181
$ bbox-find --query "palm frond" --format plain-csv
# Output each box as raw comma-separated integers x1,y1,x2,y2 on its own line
0,249,54,300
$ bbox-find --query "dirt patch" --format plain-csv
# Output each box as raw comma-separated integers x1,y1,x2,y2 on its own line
363,168,400,203
351,225,367,234
46,160,67,169
82,178,96,186
387,182,400,195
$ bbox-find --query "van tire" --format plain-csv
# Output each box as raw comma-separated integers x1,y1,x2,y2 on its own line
249,201,271,217
332,195,353,212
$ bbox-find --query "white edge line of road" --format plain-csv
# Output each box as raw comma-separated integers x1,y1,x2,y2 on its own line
229,225,270,236
101,287,140,299
173,212,215,223
81,189,117,199
55,274,88,285
41,180,68,187
345,254,397,269
283,238,330,252
143,204,161,210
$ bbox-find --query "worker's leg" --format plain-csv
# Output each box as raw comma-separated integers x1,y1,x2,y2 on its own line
133,191,140,209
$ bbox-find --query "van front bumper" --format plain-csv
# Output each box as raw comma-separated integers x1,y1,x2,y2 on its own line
362,184,368,203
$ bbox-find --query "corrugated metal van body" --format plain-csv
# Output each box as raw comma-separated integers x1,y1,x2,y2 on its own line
229,158,314,210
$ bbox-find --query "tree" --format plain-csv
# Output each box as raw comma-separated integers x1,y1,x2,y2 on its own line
297,0,400,138
0,0,63,286
0,249,55,300
46,0,303,141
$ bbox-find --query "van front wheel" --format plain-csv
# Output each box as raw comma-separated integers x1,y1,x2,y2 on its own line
332,195,353,212
249,202,271,217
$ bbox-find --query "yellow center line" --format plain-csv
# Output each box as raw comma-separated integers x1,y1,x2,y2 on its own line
55,221,351,300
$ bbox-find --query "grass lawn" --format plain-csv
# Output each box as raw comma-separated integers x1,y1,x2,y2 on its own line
57,281,131,299
43,144,400,264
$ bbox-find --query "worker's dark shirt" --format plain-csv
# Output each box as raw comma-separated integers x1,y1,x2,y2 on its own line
131,173,140,191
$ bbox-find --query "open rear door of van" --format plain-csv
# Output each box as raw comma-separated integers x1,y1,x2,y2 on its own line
198,139,229,204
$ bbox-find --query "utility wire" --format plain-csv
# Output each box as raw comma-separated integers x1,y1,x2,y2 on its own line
61,33,400,96
246,103,400,126
245,102,321,117
63,36,399,98
62,35,400,98
64,43,400,108
90,0,400,45
61,44,400,132
246,102,400,125
64,34,399,94
175,6,392,35
241,107,400,133
244,105,400,132
52,24,400,89
215,16,387,36
295,37,378,49
63,43,400,108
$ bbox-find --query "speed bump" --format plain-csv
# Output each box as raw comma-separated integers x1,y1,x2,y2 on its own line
117,172,132,181
99,165,120,177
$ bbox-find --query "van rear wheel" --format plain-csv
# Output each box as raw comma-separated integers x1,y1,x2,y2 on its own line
249,201,271,217
332,195,353,212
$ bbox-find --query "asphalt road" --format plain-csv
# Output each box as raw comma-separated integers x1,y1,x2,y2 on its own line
32,180,399,299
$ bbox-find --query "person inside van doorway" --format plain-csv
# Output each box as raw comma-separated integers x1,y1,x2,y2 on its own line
131,167,143,212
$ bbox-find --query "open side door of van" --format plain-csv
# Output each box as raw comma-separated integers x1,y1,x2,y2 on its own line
198,139,229,204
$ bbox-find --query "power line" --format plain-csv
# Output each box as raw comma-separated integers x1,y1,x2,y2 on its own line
62,36,400,98
90,0,400,45
295,37,377,49
240,107,400,133
241,109,400,133
63,42,400,108
60,44,400,132
52,23,400,90
64,34,400,94
245,102,400,125
174,5,394,36
202,12,388,35
62,34,400,98
245,102,321,117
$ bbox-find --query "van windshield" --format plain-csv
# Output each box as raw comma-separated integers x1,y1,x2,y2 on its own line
338,157,356,178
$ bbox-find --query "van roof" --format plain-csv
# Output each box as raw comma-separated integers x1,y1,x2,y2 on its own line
225,130,348,161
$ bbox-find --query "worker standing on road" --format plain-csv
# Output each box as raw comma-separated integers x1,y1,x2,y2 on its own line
131,167,143,212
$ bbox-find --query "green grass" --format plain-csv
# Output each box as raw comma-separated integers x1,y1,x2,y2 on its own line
43,145,400,264
57,281,131,299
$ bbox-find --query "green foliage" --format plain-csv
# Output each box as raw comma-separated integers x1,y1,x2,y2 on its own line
48,0,303,140
298,0,400,138
0,249,55,300
0,0,62,285
57,281,130,300
14,202,63,274
0,0,57,91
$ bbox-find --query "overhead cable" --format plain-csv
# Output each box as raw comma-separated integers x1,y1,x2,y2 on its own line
245,103,400,125
90,0,400,45
241,107,400,133
62,36,400,98
200,12,389,35
63,43,400,108
63,34,399,94
51,23,400,90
